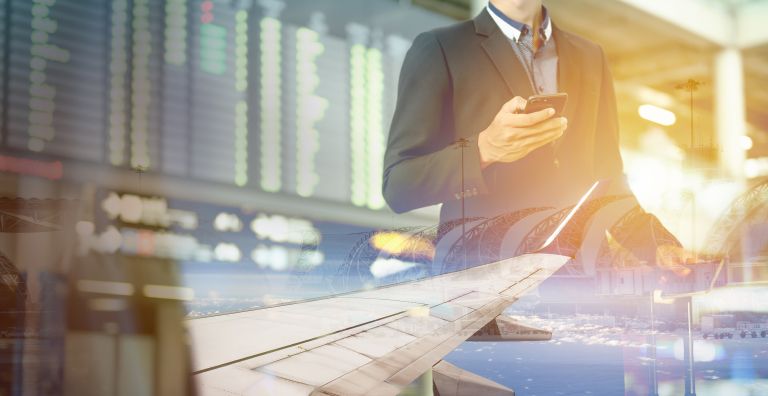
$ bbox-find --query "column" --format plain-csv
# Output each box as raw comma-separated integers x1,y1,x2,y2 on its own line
714,48,746,181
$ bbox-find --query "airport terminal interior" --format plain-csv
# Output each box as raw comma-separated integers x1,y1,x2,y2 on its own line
1,0,768,395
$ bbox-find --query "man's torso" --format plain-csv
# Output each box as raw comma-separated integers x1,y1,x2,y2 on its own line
427,11,610,220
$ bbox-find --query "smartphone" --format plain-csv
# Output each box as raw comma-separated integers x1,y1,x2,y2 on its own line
523,93,568,118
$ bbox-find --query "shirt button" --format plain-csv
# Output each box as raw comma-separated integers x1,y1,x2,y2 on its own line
539,86,544,92
554,158,560,168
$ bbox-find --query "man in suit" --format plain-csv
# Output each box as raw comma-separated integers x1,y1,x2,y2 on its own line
383,0,629,222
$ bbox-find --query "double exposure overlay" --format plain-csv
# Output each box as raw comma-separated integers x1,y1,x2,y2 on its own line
0,0,767,395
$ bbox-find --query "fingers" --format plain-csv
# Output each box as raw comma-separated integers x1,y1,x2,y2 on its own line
521,128,564,152
493,126,564,162
502,107,555,127
520,125,564,148
531,116,567,134
500,96,527,114
505,116,566,139
492,126,565,163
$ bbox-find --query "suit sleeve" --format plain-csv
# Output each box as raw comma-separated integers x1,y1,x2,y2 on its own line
593,46,632,195
382,32,490,214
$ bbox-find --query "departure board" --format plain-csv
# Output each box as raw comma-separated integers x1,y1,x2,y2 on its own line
0,0,5,146
0,0,452,210
6,0,107,162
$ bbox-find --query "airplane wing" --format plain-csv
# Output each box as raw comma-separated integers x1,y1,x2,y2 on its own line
188,180,610,396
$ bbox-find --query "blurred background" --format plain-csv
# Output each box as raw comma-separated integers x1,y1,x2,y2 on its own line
0,0,767,395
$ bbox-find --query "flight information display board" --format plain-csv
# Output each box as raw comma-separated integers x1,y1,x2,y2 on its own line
5,0,108,162
0,0,452,211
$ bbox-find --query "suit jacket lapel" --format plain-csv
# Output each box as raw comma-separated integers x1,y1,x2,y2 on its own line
552,23,580,154
476,11,580,156
475,9,535,100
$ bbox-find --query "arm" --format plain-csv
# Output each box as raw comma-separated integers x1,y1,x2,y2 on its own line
383,33,564,214
593,46,632,195
382,32,485,214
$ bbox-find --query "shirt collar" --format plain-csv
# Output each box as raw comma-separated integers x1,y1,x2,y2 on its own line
487,3,552,43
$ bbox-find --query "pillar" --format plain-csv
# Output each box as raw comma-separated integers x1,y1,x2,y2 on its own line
714,48,746,181
684,298,696,396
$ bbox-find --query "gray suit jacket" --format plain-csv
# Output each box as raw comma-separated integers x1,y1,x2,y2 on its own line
383,9,630,221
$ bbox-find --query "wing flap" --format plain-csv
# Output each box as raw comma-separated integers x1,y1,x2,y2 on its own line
384,315,450,337
449,291,504,309
383,298,511,390
356,382,402,396
467,315,552,342
433,360,515,396
256,344,373,387
333,326,419,359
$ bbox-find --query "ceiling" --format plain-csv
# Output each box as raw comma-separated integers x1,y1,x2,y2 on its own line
408,0,768,156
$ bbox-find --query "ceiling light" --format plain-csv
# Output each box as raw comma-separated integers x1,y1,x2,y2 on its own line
740,135,753,150
639,105,676,126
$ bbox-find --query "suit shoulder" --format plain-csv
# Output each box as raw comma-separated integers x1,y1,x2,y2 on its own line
557,28,606,57
406,19,477,64
424,19,477,46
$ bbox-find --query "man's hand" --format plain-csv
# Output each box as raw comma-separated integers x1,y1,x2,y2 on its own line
478,96,567,170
